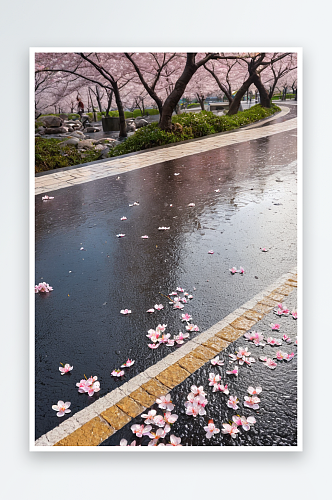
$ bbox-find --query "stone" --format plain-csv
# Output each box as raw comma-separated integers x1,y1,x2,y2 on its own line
86,127,100,133
215,324,243,342
202,336,229,353
191,345,218,362
243,310,264,322
60,138,80,146
268,292,286,302
42,116,63,127
129,387,156,408
94,144,105,151
116,397,145,418
155,364,190,389
135,118,149,128
126,120,136,132
69,131,85,138
77,139,96,149
54,417,114,446
44,127,68,134
141,378,171,397
95,138,117,145
273,284,294,296
177,354,205,373
67,127,74,132
37,126,45,134
101,405,132,430
259,297,279,307
230,316,257,331
253,303,273,314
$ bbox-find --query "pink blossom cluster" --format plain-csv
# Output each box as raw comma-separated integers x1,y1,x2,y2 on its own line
76,376,100,396
208,373,229,393
184,385,208,417
274,303,290,316
266,337,282,346
42,195,54,201
59,363,73,375
228,347,256,366
121,395,181,446
231,415,256,431
274,351,295,361
229,266,244,274
111,358,135,377
244,331,265,347
35,282,53,293
204,419,220,439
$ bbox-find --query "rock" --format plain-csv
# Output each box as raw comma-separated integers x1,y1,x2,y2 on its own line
67,127,74,132
59,113,68,120
126,120,136,132
95,138,117,145
72,124,82,130
135,118,149,128
69,131,85,139
77,139,96,149
42,116,63,127
59,138,80,146
37,126,45,135
94,144,105,151
44,126,68,134
86,127,100,133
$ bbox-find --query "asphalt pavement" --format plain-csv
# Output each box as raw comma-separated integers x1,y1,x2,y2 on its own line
35,107,297,441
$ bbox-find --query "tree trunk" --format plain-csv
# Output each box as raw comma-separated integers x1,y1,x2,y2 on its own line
105,90,113,117
196,94,205,111
228,74,255,115
159,55,198,131
113,82,127,138
96,86,103,113
252,73,271,108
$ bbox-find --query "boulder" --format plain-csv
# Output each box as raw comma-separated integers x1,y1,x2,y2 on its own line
94,144,105,151
59,113,68,120
69,131,85,139
95,138,117,145
126,120,136,132
77,139,96,149
44,126,68,134
59,138,80,146
37,126,45,135
42,116,63,127
135,118,149,128
86,127,100,133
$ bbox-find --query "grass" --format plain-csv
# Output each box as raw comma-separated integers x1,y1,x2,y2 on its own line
35,138,101,173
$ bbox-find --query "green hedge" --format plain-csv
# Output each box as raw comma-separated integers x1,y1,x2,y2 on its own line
187,103,201,108
272,93,296,100
108,104,280,158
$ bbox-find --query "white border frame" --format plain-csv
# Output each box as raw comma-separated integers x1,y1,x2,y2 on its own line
30,47,302,452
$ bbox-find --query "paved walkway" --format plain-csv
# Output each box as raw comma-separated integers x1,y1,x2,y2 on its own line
35,107,296,196
35,269,297,447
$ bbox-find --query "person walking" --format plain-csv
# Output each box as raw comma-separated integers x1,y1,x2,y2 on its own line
77,95,84,118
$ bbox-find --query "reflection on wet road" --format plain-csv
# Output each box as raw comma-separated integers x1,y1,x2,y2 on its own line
35,124,297,439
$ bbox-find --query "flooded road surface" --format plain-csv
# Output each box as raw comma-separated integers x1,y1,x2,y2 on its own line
35,120,297,439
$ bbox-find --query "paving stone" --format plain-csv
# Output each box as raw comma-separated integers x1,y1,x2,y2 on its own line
101,405,132,430
285,279,297,287
54,416,114,446
268,292,285,302
116,397,145,418
34,435,51,446
215,324,244,342
202,336,229,353
253,303,274,314
242,310,264,322
155,364,190,389
230,316,257,331
259,297,280,307
141,378,171,397
273,284,294,295
191,345,217,362
129,387,156,408
177,354,206,373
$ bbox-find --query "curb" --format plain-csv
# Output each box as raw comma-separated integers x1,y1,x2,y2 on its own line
34,267,297,448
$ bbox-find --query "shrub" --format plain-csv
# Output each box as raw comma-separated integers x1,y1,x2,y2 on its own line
108,104,280,158
187,102,201,109
35,138,101,173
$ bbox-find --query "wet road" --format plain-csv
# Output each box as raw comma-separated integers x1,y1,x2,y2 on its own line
100,289,298,447
35,112,297,439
